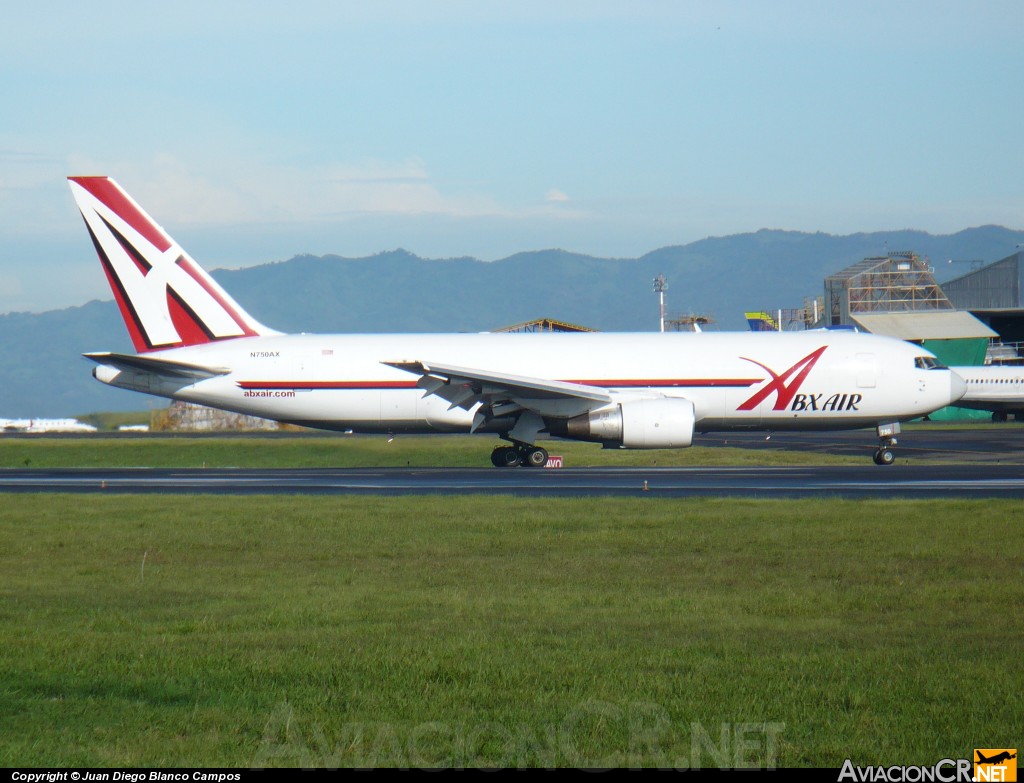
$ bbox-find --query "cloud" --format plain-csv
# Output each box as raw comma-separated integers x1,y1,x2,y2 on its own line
545,189,570,203
63,154,511,227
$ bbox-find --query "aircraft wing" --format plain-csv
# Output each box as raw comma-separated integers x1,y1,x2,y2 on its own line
84,352,231,380
384,360,613,431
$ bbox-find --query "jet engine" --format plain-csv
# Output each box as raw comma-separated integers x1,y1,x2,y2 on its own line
549,398,696,449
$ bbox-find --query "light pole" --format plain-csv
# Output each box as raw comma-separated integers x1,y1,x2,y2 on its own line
653,274,667,333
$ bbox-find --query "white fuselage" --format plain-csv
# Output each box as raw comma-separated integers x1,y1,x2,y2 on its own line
93,329,964,437
0,418,98,433
949,365,1024,413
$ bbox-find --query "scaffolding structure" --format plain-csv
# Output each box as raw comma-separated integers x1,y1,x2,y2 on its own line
152,401,281,431
746,296,824,332
666,313,714,332
491,317,596,333
825,252,952,326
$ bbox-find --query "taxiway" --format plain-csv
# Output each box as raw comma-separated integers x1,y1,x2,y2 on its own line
1,463,1022,498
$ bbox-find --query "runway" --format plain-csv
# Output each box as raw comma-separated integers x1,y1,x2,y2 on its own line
2,426,1021,497
2,463,1024,498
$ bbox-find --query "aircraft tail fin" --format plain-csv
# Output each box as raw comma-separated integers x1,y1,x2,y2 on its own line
68,176,277,353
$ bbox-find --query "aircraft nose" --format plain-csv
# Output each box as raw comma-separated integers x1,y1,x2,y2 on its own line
949,369,967,404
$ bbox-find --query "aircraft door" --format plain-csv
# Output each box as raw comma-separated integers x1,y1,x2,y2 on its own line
855,353,877,388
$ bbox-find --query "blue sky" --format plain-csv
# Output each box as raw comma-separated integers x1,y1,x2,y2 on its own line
1,1,1022,313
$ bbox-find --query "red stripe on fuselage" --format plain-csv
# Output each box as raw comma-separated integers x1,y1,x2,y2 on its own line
237,381,420,390
236,378,762,391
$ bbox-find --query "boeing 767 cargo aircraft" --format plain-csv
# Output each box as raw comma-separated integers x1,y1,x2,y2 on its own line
69,176,966,466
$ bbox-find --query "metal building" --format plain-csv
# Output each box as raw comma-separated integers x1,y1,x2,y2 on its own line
821,251,995,362
819,251,997,426
941,250,1024,344
846,311,996,366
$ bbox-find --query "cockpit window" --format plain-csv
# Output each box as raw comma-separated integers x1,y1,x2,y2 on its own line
914,356,947,370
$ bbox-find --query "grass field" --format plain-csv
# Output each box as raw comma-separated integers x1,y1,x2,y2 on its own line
0,434,866,469
0,494,1020,768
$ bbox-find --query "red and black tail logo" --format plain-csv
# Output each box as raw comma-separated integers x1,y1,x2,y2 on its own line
736,346,828,411
68,176,271,353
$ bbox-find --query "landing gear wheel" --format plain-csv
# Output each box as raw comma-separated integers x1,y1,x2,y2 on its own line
992,411,1008,423
522,446,549,468
873,424,900,466
490,446,521,468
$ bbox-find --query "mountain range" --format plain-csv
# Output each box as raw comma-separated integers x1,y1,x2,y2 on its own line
2,225,1022,417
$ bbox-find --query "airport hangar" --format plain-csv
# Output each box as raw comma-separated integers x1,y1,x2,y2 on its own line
754,249,1024,421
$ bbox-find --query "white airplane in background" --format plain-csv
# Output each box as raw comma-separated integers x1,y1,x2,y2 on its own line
68,176,967,466
948,365,1024,421
1,418,97,433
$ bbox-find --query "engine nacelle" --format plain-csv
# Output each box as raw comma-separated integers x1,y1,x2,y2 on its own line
620,397,696,448
550,398,696,449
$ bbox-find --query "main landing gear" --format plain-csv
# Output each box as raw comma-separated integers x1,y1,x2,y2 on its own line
873,422,900,466
490,443,549,468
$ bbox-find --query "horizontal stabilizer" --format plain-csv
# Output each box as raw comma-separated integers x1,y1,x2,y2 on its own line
84,352,230,379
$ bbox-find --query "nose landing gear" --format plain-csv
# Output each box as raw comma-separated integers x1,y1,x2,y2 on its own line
873,447,896,466
873,422,900,466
